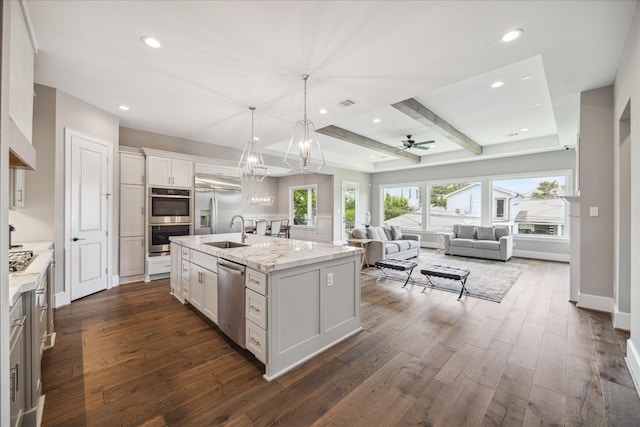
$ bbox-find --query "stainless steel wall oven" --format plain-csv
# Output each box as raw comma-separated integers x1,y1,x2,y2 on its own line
148,187,192,224
149,224,191,255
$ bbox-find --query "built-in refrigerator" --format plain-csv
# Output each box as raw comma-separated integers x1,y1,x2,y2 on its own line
194,174,243,235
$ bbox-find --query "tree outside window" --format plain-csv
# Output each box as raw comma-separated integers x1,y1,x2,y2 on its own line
291,186,317,226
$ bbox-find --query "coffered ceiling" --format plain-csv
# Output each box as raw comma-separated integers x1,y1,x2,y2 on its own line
26,0,637,173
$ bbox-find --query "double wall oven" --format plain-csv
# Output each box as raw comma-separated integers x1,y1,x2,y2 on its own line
148,187,192,255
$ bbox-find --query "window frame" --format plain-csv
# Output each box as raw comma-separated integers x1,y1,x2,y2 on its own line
289,184,318,228
380,182,423,231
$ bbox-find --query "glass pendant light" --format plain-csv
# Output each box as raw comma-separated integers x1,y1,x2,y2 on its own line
284,74,326,173
237,106,268,182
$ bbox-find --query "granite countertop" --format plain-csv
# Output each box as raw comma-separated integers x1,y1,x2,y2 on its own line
171,233,361,273
9,241,54,307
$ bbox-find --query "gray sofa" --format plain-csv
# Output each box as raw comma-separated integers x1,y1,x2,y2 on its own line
349,226,420,266
442,224,513,261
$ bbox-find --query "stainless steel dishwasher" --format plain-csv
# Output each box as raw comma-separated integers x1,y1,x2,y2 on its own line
217,258,246,348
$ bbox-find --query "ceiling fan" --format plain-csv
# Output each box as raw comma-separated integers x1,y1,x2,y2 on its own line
397,135,435,150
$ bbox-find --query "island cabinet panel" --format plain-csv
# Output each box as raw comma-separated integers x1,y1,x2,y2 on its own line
266,254,361,380
169,244,183,302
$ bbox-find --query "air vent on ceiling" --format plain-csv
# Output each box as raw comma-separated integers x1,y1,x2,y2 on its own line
337,99,356,108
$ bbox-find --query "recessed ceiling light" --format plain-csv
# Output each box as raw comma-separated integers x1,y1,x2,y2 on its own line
141,36,161,48
521,75,533,80
521,128,529,132
373,118,381,123
118,105,130,111
318,108,328,114
491,81,505,88
501,29,524,42
531,103,542,107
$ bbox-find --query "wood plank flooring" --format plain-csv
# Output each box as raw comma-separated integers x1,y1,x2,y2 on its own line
41,254,640,426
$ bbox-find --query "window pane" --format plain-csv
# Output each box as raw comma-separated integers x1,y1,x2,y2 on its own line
291,186,317,227
383,185,421,229
428,181,481,230
492,176,566,236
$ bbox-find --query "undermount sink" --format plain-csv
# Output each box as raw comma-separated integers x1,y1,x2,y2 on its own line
203,241,248,249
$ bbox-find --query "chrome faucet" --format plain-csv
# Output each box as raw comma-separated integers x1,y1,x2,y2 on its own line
230,214,247,242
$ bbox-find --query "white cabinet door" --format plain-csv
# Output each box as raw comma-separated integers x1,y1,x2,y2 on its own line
9,1,34,144
202,268,218,324
170,244,182,300
120,153,145,185
189,265,205,312
147,156,172,186
119,237,145,277
171,159,193,188
9,168,26,209
120,185,145,236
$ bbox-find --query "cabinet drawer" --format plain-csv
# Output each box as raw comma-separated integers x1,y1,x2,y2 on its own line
181,260,190,282
190,250,217,272
246,320,267,364
9,294,24,346
246,289,267,329
148,255,171,275
181,246,190,260
182,278,190,300
246,268,267,295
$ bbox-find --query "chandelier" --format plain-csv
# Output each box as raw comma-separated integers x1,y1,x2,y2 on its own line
237,106,268,182
247,191,275,206
284,74,326,173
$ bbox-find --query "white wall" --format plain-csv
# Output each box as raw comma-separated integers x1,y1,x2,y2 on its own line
613,2,640,393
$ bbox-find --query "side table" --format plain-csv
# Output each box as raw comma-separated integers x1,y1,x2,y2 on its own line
347,238,372,269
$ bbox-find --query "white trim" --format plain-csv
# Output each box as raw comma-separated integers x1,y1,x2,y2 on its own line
626,339,640,400
119,274,145,285
577,292,613,313
612,301,631,330
513,249,569,262
54,291,70,309
112,275,120,287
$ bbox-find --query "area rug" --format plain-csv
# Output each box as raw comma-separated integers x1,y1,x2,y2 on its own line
362,253,527,303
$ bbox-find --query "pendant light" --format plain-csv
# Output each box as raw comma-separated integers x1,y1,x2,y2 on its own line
284,74,326,173
237,106,268,182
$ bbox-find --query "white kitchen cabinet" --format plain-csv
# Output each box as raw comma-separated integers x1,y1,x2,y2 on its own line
9,294,25,427
9,168,26,209
119,237,145,277
189,250,218,323
147,156,193,188
189,265,205,313
120,153,145,185
245,267,267,363
9,1,35,146
148,255,171,276
120,185,145,236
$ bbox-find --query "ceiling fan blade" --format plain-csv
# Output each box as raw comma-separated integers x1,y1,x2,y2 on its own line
415,140,435,145
414,145,430,150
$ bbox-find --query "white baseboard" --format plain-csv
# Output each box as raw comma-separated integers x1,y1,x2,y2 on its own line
613,302,631,331
111,275,120,288
54,291,70,308
119,274,146,285
576,292,613,313
513,249,570,262
626,339,640,399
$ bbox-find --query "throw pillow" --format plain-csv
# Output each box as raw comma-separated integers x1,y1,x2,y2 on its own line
382,226,394,240
494,226,510,240
457,225,476,239
366,227,380,240
374,227,388,241
390,225,403,240
351,229,366,239
476,226,495,241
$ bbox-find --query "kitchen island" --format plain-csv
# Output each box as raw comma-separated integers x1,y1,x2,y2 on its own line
170,234,362,381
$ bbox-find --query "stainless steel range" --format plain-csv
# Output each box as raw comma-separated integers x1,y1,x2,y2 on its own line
9,250,34,272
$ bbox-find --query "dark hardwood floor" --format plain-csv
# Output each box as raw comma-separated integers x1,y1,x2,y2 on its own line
41,253,640,426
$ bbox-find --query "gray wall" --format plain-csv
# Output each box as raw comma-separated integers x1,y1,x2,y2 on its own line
579,86,614,299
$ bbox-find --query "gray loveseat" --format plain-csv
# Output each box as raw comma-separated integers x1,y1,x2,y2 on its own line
349,226,420,266
443,224,513,261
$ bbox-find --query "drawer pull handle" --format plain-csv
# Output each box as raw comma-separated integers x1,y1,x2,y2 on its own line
36,288,46,295
249,337,261,347
250,278,260,284
249,305,260,313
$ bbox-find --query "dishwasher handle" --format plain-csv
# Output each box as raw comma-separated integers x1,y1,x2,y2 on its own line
217,259,245,276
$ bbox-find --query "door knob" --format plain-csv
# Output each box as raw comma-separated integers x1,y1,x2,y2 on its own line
72,237,85,242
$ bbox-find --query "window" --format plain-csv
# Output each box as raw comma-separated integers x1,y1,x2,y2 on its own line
382,185,421,229
428,181,481,231
290,185,317,227
492,176,566,236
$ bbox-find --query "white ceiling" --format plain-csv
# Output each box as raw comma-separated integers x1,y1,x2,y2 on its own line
26,0,638,174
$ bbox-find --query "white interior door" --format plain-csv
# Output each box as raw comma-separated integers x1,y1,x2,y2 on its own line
68,132,110,301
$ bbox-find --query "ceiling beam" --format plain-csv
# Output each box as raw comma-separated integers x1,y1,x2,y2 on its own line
391,98,483,155
316,125,421,163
